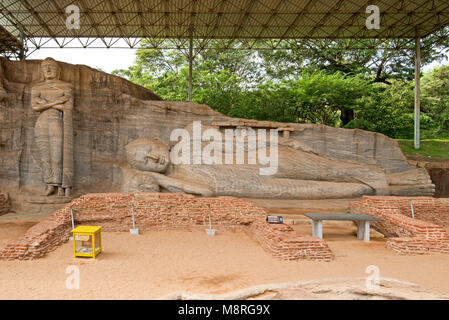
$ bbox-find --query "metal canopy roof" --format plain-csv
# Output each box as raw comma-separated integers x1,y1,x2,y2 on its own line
1,0,449,43
0,1,445,149
0,24,21,54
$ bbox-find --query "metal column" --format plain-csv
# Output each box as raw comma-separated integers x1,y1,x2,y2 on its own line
18,26,25,60
188,35,193,102
414,37,421,150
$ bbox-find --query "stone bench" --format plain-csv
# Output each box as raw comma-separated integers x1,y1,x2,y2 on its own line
303,213,380,242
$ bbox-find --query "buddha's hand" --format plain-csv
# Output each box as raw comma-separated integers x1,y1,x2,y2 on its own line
52,104,65,111
52,95,73,111
55,95,70,105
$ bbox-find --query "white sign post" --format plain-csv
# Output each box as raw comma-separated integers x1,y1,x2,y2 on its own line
130,204,139,235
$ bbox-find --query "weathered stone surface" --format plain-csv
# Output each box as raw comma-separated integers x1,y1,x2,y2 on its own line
408,160,449,197
0,57,435,211
0,193,10,214
122,123,434,199
31,58,74,197
0,57,161,210
123,137,385,199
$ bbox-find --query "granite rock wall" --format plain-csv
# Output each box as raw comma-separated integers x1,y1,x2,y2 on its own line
0,58,421,210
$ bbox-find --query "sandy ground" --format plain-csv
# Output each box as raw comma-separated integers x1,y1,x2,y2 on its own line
1,212,448,299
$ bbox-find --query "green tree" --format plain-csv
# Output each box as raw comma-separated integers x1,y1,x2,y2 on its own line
193,69,243,115
293,72,370,126
422,65,449,135
196,72,370,127
112,34,449,139
259,33,449,83
348,80,415,138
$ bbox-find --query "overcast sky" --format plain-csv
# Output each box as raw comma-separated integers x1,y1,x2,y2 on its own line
27,47,448,75
27,48,137,73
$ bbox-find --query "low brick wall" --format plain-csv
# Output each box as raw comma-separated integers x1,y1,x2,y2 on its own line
351,196,449,255
0,193,10,214
352,196,449,227
248,220,333,261
0,193,333,261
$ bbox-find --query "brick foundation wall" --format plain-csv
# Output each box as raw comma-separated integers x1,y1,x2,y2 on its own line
351,196,449,255
0,193,333,261
247,220,333,261
352,196,449,227
0,193,10,214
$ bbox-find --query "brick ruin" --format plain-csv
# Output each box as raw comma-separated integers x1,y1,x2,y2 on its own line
3,193,448,261
0,193,10,215
0,193,333,261
351,196,449,255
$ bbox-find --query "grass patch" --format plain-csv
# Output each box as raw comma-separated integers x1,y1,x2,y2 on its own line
397,139,449,161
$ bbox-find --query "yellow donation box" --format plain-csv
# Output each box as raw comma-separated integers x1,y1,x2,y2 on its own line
72,226,102,259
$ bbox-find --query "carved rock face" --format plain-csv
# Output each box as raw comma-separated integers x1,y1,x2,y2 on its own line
41,58,60,80
0,57,436,210
125,138,170,173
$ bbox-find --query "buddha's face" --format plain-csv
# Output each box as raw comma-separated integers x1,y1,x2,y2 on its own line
126,139,170,173
41,59,60,80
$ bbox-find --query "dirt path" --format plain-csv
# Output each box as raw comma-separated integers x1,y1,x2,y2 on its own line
1,199,448,300
0,229,448,300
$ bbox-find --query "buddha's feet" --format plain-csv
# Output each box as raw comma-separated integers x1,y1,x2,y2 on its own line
57,187,65,196
44,185,56,196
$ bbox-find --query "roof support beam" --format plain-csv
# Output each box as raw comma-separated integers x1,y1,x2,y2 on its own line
210,0,228,38
254,0,284,39
106,0,126,37
305,0,345,38
136,0,147,35
279,0,315,39
17,0,61,47
0,0,27,38
2,0,449,48
229,0,259,39
164,0,170,38
393,2,449,39
327,0,373,38
78,0,109,47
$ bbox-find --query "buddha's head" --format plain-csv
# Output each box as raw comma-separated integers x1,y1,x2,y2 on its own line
125,138,170,173
41,57,60,81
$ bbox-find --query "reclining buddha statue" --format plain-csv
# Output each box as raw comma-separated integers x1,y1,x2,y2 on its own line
121,124,435,199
